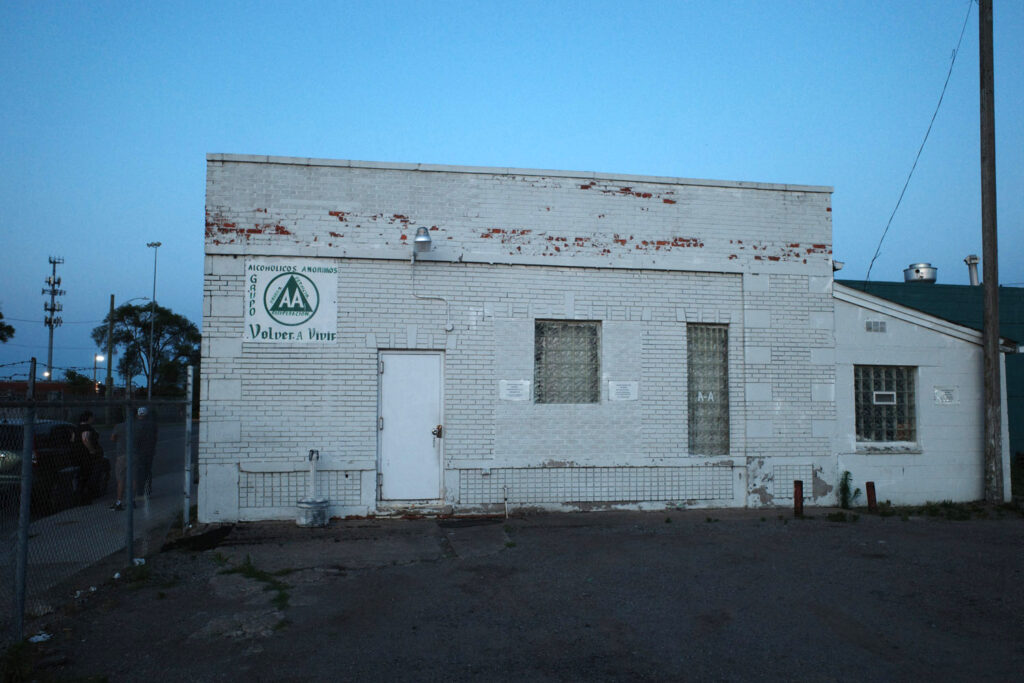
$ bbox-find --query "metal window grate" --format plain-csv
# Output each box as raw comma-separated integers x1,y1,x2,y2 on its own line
773,465,814,499
855,365,916,442
534,321,600,404
458,466,734,504
239,470,362,508
687,324,729,454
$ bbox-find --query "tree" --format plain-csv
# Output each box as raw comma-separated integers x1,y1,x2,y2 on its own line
0,310,13,343
91,303,200,396
62,369,95,395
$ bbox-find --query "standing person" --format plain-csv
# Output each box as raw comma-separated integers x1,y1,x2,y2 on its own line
109,410,128,511
73,411,104,504
134,406,159,497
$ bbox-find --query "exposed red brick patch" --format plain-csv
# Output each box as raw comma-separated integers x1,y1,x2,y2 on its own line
670,237,702,248
663,199,676,204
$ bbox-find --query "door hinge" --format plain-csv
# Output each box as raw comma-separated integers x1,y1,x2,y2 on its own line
378,360,384,374
378,416,384,430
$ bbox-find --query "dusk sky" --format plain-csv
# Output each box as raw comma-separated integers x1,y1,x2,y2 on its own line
1,0,1021,381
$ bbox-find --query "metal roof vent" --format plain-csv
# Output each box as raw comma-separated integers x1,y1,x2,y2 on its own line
903,262,937,284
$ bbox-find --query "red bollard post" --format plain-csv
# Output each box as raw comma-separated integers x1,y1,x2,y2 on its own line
793,480,803,517
866,481,877,512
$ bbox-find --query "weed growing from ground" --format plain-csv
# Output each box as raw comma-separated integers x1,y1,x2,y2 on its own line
0,641,34,682
838,471,861,509
826,511,859,523
220,555,292,610
125,563,151,589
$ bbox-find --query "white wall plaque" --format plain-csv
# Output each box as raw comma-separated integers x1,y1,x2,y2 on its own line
499,380,531,401
245,258,338,343
934,386,958,405
608,381,639,401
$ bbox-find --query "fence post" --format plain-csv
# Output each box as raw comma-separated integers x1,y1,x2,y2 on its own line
12,359,37,642
125,406,135,563
183,366,193,530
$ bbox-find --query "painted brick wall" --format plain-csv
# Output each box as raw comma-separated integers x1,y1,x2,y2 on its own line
834,291,1012,504
200,156,835,521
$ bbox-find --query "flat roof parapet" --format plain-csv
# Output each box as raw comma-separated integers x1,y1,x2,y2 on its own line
206,153,833,195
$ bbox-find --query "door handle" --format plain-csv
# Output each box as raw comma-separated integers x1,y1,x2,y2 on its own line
431,425,443,439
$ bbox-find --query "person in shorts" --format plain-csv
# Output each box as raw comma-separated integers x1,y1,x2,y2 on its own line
109,412,128,511
134,406,159,497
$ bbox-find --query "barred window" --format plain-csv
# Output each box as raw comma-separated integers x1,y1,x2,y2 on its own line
855,365,916,442
688,324,729,455
534,321,600,404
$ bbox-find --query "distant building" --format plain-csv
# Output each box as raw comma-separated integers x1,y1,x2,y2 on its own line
199,155,1012,521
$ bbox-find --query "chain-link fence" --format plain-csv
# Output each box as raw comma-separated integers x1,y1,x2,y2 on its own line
1,396,194,645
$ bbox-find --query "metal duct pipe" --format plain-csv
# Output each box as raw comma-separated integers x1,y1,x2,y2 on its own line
964,254,980,286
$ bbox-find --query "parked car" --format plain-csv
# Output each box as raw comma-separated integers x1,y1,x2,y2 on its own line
0,419,109,513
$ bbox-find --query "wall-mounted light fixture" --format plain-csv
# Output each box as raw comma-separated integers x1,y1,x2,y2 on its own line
412,226,432,263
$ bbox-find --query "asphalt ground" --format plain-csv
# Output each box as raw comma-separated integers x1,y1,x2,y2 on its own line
10,504,1024,682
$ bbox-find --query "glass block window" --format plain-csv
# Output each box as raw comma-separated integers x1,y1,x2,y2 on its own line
534,321,600,404
687,324,729,455
855,365,916,442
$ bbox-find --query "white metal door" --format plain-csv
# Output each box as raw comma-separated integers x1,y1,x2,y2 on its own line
379,352,443,501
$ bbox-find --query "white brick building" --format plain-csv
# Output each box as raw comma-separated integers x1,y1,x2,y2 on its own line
199,154,1009,521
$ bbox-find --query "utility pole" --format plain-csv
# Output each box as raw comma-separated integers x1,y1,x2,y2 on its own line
106,294,115,424
147,242,161,400
979,0,1003,503
42,256,64,380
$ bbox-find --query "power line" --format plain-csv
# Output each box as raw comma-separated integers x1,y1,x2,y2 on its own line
865,0,974,283
6,317,104,324
3,342,103,350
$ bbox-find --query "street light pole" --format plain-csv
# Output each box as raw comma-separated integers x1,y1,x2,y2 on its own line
93,354,104,393
146,242,161,400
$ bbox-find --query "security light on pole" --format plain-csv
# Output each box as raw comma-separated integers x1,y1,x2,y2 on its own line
93,354,104,393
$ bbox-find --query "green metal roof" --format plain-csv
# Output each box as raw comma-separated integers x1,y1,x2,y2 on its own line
836,280,1024,344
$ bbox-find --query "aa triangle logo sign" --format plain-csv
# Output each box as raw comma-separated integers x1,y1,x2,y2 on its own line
268,275,314,319
245,259,338,343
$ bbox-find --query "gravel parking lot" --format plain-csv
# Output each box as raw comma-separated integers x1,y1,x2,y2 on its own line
12,506,1024,681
